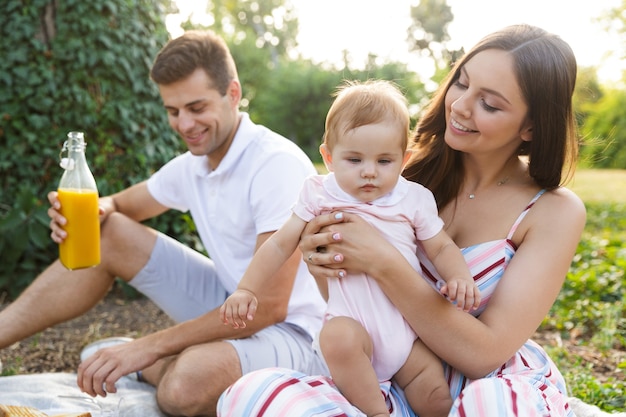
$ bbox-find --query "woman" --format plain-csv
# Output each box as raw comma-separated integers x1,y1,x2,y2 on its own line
217,24,586,417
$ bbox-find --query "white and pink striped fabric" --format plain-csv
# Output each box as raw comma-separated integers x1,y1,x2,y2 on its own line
218,190,576,417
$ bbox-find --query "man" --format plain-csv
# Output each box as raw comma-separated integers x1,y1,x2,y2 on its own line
0,31,326,416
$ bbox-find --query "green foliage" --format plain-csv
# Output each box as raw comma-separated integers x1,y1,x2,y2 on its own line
568,374,625,412
547,232,625,337
407,0,464,76
408,0,453,51
227,30,276,108
601,0,626,62
198,0,300,59
248,58,343,159
183,2,428,163
0,0,189,297
579,88,626,169
542,201,626,412
248,58,427,161
576,0,626,169
549,350,626,412
573,66,603,130
1,0,429,298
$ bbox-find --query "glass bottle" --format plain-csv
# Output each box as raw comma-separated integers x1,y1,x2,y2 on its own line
57,131,101,269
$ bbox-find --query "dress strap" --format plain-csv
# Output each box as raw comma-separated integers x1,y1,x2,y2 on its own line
506,189,546,240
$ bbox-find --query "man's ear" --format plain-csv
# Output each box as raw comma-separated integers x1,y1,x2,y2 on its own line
319,144,333,172
227,79,242,107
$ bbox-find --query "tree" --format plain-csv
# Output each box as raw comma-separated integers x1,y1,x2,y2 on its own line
578,0,626,168
602,0,626,81
249,58,343,159
579,88,626,169
0,0,181,297
188,0,299,67
249,56,427,161
574,66,603,128
406,0,462,80
178,0,427,159
181,0,299,112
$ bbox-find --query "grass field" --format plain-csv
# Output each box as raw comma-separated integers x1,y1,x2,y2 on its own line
317,165,626,204
569,169,626,204
546,169,626,412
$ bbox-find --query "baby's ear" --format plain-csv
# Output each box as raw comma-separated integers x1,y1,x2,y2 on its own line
319,144,333,172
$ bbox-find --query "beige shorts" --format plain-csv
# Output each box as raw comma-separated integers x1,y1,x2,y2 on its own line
131,232,328,376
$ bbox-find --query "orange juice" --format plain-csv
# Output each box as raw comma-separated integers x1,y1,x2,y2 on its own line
57,188,100,269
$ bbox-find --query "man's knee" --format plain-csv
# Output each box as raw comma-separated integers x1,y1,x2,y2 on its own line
98,212,157,278
157,373,219,416
156,343,241,416
100,212,140,244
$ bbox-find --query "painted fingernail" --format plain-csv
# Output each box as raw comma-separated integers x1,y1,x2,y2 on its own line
338,271,345,278
334,254,342,261
332,233,340,240
334,213,343,219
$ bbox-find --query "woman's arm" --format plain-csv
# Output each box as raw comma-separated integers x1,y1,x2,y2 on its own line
300,190,586,378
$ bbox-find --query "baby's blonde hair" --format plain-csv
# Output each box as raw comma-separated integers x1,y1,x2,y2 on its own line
323,80,410,151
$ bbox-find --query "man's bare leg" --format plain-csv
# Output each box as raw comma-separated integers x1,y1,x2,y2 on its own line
0,213,157,349
154,341,242,417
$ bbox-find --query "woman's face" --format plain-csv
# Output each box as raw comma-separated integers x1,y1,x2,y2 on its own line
444,49,532,156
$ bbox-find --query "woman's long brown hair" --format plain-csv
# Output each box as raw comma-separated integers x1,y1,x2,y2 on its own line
403,24,579,210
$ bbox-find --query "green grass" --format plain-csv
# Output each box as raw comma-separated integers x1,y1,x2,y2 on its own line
569,169,626,204
544,169,626,412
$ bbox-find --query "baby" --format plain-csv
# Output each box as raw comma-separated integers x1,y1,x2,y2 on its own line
220,80,480,417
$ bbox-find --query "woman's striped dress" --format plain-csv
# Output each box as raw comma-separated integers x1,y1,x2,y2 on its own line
217,190,576,417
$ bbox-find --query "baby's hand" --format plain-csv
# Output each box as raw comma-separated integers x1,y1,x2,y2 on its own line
219,289,258,329
440,279,481,312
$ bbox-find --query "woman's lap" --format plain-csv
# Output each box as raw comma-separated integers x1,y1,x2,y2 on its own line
217,367,413,417
448,376,575,417
217,367,368,417
217,357,575,417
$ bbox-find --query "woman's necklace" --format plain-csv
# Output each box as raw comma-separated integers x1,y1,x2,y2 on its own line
468,176,510,199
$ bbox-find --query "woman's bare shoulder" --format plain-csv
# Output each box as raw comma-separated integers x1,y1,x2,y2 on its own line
543,187,585,212
532,187,586,230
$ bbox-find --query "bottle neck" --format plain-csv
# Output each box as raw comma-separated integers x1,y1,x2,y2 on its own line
59,132,97,192
60,132,87,171
64,131,86,157
67,142,86,159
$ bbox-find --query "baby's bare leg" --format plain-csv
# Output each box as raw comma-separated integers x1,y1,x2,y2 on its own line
394,339,452,417
319,316,389,417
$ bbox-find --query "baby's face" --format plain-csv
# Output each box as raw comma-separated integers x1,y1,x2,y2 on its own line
329,122,407,203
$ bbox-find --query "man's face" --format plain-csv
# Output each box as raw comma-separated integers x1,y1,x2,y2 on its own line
159,68,241,168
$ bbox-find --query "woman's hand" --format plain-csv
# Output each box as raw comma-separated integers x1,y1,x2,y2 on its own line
299,212,346,279
299,211,400,279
